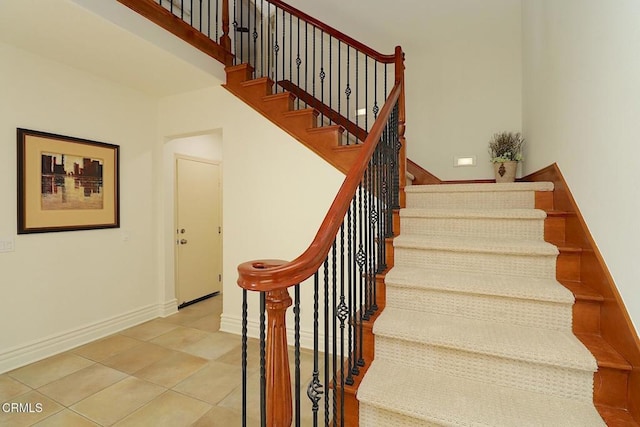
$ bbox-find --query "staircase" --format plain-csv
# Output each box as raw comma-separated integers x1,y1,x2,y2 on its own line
224,63,362,174
357,182,606,426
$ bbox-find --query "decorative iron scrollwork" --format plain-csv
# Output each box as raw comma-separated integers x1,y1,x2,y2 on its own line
307,374,324,410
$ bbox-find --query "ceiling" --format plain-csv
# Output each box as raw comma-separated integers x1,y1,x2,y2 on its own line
0,0,225,97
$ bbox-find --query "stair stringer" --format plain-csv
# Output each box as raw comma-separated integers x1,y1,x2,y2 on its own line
526,163,640,425
224,63,360,175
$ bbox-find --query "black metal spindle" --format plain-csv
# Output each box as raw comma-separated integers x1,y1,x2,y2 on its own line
294,284,301,427
242,289,248,427
319,29,325,125
307,272,322,427
338,221,347,425
199,0,203,33
214,0,218,40
252,1,257,77
274,7,278,89
260,292,266,427
355,51,359,143
296,17,301,110
345,200,354,386
282,8,286,89
232,0,237,65
345,45,351,145
207,0,211,37
323,256,330,427
328,35,332,123
331,238,338,427
356,180,365,369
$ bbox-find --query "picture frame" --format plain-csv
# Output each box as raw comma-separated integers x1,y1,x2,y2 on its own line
17,128,120,234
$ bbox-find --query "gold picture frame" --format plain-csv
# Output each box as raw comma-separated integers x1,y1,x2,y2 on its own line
17,128,120,234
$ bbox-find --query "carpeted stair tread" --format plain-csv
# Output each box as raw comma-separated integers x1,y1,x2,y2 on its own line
405,182,554,193
394,234,559,256
357,360,606,427
400,208,547,219
385,266,574,304
374,307,596,371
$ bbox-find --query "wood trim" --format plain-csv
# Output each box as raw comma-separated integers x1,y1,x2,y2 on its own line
237,83,403,291
116,0,234,66
406,159,441,185
523,163,640,420
265,0,395,63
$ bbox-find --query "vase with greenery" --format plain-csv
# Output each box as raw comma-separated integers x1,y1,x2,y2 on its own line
489,131,524,183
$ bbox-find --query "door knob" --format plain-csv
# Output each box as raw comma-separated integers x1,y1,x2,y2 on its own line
180,239,188,245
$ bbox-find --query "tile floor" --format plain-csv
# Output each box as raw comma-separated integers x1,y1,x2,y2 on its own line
0,295,318,426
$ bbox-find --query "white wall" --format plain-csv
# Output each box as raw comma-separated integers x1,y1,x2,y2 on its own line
285,0,523,180
0,43,160,372
158,86,344,343
522,0,640,329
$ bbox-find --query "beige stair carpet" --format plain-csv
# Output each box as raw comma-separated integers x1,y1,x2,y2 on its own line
357,182,605,426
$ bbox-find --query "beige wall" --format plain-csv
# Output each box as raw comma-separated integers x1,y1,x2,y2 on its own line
0,43,160,372
522,0,640,329
157,86,344,345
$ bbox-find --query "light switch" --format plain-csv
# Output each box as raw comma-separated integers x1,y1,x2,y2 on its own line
0,237,15,253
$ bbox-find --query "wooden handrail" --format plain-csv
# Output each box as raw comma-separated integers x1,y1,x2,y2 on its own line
237,82,403,292
265,0,396,64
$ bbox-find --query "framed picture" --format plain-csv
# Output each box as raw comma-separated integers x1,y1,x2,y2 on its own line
17,128,120,234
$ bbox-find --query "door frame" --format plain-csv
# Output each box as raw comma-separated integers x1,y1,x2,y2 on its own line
173,154,223,305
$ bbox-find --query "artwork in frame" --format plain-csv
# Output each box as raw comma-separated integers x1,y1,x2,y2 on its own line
17,128,120,234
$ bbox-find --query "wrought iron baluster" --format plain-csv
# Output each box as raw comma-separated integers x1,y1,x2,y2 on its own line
346,200,355,386
232,0,237,65
331,238,338,427
242,289,248,427
323,256,330,427
214,0,218,40
207,0,211,37
296,16,301,110
345,45,351,145
356,181,365,369
274,6,279,87
252,0,257,77
355,51,359,143
338,222,347,425
319,29,325,125
373,61,379,120
307,272,322,427
282,8,286,89
260,292,266,427
294,284,301,427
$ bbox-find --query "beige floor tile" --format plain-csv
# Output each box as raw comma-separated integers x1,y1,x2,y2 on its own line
0,375,32,402
113,390,211,427
133,352,207,388
192,405,259,426
172,361,242,405
185,314,221,333
71,376,166,425
101,342,177,374
38,364,127,407
0,390,63,427
216,370,261,419
215,338,261,373
149,326,211,351
32,409,99,427
158,309,210,327
8,353,95,389
72,335,142,362
119,319,180,341
180,332,240,360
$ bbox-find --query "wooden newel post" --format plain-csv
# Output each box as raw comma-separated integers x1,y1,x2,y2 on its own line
265,288,293,427
220,0,232,54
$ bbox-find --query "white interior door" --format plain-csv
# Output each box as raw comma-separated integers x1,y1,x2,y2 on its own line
175,156,222,306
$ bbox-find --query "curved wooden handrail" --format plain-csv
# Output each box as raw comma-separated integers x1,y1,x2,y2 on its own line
265,0,396,63
238,82,402,292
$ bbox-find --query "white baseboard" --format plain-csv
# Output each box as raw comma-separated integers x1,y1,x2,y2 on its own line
220,314,325,352
0,303,164,374
161,298,178,317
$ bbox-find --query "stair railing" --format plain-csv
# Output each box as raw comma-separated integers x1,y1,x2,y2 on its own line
233,0,400,146
238,75,405,425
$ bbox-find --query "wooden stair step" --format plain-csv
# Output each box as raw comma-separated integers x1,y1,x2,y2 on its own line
560,280,604,303
239,76,274,98
281,108,319,129
576,333,631,371
262,92,296,114
596,405,640,427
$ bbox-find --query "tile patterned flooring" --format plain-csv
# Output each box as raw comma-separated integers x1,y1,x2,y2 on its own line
0,295,316,426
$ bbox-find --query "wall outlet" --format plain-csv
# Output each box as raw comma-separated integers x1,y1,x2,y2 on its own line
0,237,15,253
